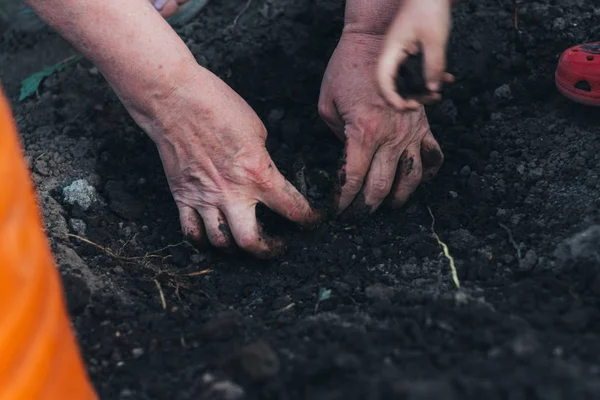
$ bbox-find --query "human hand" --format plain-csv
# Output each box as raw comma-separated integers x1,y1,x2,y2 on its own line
139,68,322,259
23,0,322,259
377,0,455,111
319,32,444,214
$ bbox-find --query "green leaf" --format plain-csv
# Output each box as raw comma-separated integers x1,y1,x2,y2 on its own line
318,288,331,302
19,56,82,102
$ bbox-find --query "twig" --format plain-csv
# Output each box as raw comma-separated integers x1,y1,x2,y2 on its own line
499,223,522,260
427,206,460,288
67,233,185,262
513,0,519,30
230,0,252,29
176,269,213,277
274,303,296,314
153,279,167,310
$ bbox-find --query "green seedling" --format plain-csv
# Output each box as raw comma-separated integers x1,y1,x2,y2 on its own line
19,55,82,102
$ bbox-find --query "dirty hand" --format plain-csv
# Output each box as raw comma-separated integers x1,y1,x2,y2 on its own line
146,68,322,258
377,0,455,111
24,0,321,259
319,31,444,214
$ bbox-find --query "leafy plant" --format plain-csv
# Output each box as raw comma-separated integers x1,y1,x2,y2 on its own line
19,55,82,101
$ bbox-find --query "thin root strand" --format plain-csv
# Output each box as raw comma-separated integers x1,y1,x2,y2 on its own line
427,206,460,289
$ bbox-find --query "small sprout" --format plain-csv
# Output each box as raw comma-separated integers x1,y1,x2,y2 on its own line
19,55,82,102
319,288,332,302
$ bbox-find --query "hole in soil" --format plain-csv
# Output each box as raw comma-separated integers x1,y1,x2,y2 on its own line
575,80,592,92
587,55,595,61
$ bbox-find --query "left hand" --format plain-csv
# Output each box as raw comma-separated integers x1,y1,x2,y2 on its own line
318,31,445,214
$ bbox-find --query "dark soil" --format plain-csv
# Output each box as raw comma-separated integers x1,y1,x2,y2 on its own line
3,0,600,399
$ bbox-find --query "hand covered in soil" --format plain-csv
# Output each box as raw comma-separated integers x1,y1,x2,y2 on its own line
319,32,444,214
377,0,455,111
146,68,322,259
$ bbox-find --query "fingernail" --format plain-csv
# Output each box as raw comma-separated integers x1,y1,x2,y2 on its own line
427,81,441,92
153,0,169,11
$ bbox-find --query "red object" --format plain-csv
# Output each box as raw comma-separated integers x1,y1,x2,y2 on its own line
555,42,600,106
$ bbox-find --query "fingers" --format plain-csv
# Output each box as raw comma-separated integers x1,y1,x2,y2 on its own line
421,7,451,92
362,144,402,212
377,43,423,112
201,207,236,252
258,165,323,229
337,132,375,213
391,144,423,207
181,201,287,259
178,205,207,248
420,132,444,182
223,204,285,260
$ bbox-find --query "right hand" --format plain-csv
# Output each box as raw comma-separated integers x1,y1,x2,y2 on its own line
137,67,322,259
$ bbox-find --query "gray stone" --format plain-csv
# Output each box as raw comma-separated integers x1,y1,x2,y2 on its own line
62,179,97,210
231,340,280,382
132,348,144,358
494,84,512,100
203,380,245,400
69,218,87,235
520,250,538,270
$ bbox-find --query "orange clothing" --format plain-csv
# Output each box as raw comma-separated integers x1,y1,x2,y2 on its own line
0,87,98,400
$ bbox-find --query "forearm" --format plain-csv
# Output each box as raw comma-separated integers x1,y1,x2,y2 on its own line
24,0,199,127
344,0,458,35
344,0,401,35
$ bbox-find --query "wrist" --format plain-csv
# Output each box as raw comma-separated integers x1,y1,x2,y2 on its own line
343,0,399,36
343,0,457,36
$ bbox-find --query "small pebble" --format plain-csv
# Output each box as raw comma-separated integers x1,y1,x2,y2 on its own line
520,249,538,270
62,179,98,210
132,348,144,358
494,84,512,100
69,218,87,235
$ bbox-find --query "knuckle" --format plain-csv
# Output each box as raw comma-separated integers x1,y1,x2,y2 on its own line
317,100,330,119
286,197,307,222
369,179,392,199
343,174,364,194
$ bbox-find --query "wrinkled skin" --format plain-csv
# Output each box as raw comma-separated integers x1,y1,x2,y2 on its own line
148,69,323,259
26,0,450,259
319,31,445,214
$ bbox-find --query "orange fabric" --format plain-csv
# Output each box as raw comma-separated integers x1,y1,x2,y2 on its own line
0,87,98,400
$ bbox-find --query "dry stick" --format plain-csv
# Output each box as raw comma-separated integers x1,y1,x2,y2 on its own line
427,206,460,289
67,233,185,262
513,0,519,30
153,279,167,310
499,223,522,260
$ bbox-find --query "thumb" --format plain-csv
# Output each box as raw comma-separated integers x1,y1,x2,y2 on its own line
377,13,422,111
